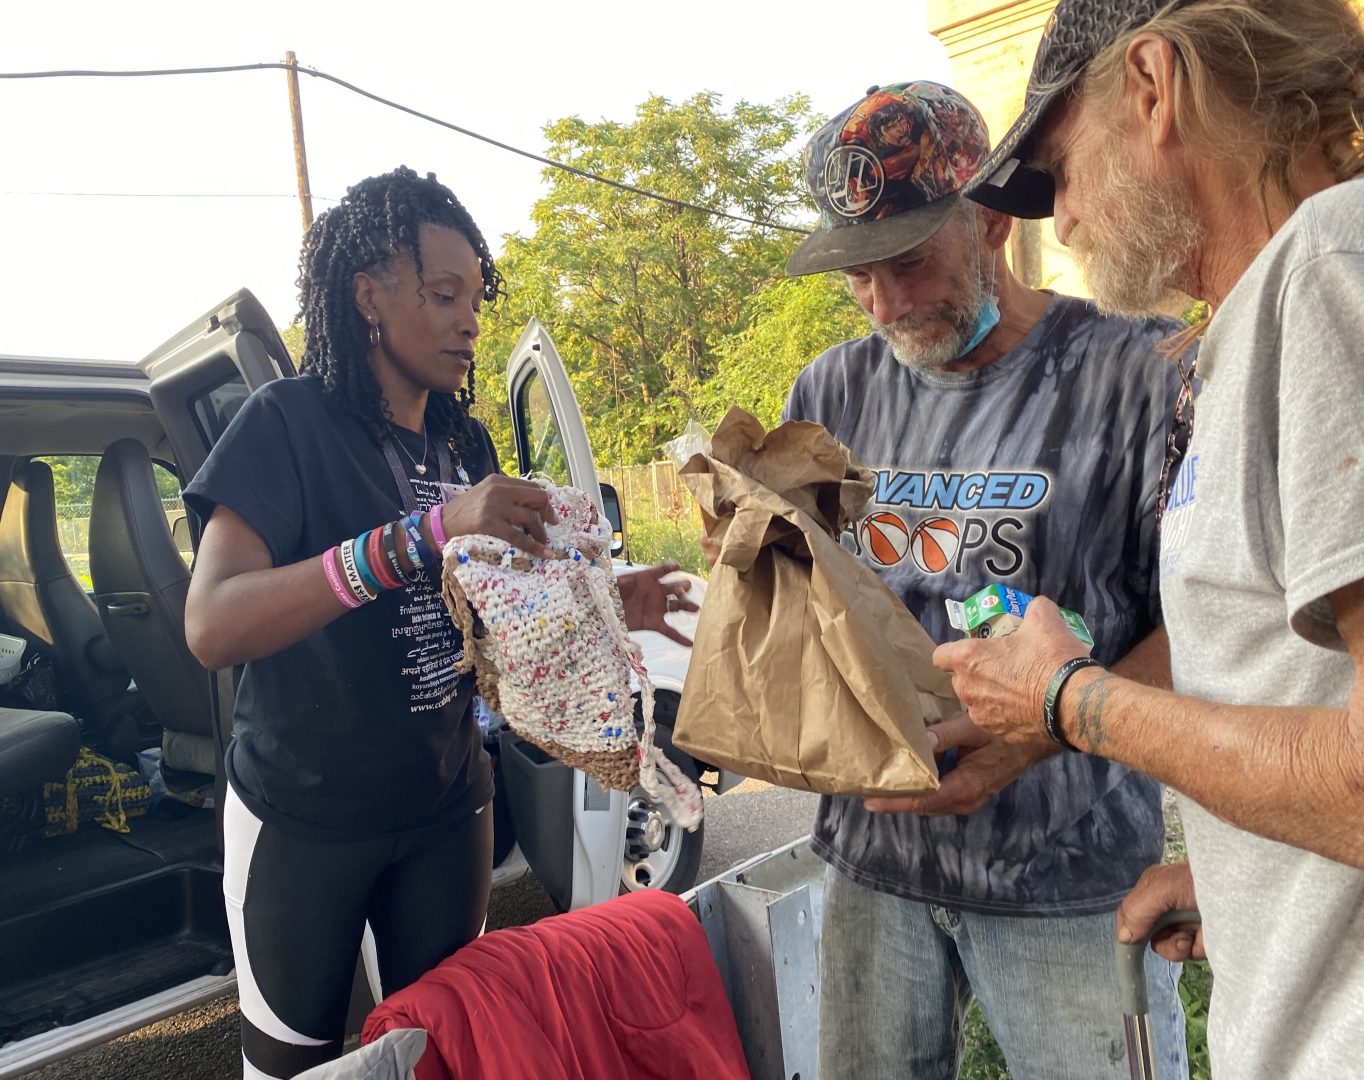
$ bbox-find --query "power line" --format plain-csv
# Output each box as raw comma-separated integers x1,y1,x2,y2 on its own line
0,62,809,236
0,190,339,201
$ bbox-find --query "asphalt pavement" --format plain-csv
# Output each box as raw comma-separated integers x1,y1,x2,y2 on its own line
25,780,819,1080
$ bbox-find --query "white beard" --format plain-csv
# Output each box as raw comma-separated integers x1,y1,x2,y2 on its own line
868,237,995,370
1070,142,1203,317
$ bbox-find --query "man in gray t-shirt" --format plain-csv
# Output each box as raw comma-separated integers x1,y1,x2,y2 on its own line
938,1,1364,1076
782,81,1188,1080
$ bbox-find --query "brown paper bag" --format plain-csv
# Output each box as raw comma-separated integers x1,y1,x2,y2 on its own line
672,408,957,797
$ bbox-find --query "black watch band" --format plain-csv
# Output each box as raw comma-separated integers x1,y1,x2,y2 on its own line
1043,656,1104,751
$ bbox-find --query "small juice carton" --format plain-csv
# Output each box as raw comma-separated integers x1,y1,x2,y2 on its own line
945,584,1093,645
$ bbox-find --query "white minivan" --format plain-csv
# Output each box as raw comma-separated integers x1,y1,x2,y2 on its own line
0,291,738,1076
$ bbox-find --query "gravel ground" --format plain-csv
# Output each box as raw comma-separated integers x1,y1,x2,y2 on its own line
25,779,818,1080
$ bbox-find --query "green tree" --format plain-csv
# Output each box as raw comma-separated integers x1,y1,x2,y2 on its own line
153,465,180,500
43,455,180,505
44,456,101,506
475,92,819,467
473,292,540,471
280,323,305,366
700,273,869,430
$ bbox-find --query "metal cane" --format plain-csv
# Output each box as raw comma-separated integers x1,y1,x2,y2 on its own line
1116,908,1201,1080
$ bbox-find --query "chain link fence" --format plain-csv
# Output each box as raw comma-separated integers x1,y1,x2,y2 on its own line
598,461,708,576
55,499,193,588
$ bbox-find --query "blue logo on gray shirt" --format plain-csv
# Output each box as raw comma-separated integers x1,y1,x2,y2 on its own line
853,469,1053,576
874,470,1051,510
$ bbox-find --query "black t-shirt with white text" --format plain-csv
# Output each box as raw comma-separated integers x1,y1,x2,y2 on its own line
184,375,496,837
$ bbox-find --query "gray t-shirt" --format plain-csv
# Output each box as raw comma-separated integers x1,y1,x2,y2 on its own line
788,294,1183,914
1160,180,1364,1076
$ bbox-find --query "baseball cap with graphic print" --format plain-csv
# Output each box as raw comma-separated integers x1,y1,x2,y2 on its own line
785,81,992,276
965,0,1196,219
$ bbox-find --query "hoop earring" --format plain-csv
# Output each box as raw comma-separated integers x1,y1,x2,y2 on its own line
368,321,382,349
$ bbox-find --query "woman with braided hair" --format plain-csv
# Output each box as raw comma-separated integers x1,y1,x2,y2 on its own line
182,166,693,1079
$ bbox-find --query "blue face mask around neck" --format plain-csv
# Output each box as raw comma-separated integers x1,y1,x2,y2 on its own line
956,295,1001,358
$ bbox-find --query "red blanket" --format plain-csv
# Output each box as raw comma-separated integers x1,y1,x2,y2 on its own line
362,890,751,1080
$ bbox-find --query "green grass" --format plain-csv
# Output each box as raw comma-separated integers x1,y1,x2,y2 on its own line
961,1005,1011,1078
618,497,710,577
1179,958,1214,1080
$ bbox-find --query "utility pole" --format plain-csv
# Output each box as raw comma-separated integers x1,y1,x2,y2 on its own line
284,51,314,233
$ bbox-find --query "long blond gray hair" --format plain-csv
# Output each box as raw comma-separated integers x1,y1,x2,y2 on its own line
1075,0,1364,216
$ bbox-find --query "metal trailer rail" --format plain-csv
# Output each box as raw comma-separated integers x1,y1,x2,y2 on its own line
682,836,824,1080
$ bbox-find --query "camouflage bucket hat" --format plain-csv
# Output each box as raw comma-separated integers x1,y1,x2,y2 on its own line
965,0,1196,219
786,81,991,276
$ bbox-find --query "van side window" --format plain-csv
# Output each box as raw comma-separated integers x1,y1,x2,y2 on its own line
187,374,250,450
41,456,192,585
515,369,571,487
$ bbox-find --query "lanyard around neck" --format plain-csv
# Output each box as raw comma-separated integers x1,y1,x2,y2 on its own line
382,436,455,514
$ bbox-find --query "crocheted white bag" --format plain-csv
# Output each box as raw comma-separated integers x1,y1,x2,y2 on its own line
440,482,702,831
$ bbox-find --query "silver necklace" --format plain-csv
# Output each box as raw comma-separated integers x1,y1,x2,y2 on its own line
391,424,429,476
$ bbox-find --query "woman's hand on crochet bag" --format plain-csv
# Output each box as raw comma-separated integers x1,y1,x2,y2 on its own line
617,562,698,647
439,476,559,558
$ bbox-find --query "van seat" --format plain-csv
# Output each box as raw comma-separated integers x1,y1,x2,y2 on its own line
0,707,79,799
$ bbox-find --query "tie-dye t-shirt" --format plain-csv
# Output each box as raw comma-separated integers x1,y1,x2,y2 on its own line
786,294,1183,914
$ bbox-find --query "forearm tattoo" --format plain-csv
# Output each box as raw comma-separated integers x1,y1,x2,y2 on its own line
1074,673,1118,750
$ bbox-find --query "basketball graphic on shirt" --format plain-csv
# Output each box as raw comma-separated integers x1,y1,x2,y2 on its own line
908,517,961,574
858,512,911,567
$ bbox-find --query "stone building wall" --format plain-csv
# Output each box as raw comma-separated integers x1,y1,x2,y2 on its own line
925,0,1085,295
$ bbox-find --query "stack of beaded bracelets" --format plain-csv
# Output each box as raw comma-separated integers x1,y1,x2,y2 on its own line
322,506,451,608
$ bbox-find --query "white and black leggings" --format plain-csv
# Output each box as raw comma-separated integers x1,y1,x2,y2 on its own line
223,787,492,1079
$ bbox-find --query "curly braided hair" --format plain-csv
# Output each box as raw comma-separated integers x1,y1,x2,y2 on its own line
295,166,504,459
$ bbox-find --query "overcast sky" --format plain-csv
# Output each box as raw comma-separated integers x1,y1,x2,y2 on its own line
1,0,953,361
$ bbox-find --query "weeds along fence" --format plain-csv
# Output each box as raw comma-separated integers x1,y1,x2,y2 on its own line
597,461,708,577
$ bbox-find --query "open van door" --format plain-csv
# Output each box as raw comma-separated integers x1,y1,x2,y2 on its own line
138,287,296,809
499,318,630,910
505,318,602,508
139,289,295,488
137,288,298,877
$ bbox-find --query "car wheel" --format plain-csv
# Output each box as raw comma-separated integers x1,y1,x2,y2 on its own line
621,695,704,895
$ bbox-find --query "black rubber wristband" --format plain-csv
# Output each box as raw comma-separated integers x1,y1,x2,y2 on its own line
381,521,414,586
1043,656,1104,751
